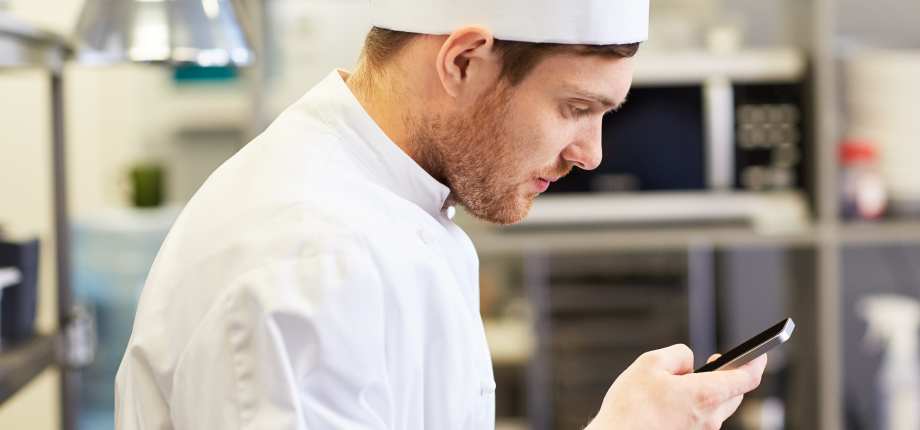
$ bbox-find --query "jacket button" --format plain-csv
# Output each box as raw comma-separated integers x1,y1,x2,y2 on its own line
480,379,496,395
418,228,436,244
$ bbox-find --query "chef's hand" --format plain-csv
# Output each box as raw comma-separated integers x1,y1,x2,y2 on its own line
584,344,767,430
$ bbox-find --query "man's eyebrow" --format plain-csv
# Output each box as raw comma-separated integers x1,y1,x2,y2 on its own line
571,89,625,112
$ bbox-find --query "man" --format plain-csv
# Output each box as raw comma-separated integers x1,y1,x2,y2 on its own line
115,0,766,428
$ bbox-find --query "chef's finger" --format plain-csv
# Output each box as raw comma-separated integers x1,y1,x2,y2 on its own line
638,344,695,376
686,361,764,404
714,394,744,423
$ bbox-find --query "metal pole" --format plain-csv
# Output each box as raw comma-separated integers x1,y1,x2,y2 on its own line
687,240,717,369
50,63,79,430
524,251,552,430
234,0,269,141
813,0,843,427
703,76,735,191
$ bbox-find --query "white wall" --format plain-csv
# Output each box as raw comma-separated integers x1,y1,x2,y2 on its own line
265,0,370,116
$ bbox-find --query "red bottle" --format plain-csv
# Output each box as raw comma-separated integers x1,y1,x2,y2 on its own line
840,140,887,220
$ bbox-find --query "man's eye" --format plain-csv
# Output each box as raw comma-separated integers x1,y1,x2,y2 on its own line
570,105,589,116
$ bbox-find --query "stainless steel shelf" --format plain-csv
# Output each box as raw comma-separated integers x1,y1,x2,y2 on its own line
632,47,807,86
515,191,811,236
0,12,74,427
0,12,69,69
0,335,58,406
467,224,820,255
839,219,920,245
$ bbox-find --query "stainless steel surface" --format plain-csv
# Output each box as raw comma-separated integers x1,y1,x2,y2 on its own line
467,225,821,255
703,76,735,191
511,191,810,234
839,220,920,245
234,0,270,138
75,0,253,67
524,252,552,430
0,11,68,68
51,68,80,430
688,241,717,369
61,367,80,430
0,335,59,407
814,0,844,426
631,48,807,86
51,73,71,329
0,13,75,428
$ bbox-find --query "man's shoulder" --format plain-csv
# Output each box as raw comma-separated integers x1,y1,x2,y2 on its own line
161,156,431,280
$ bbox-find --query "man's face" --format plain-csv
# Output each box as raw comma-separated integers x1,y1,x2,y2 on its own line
414,52,634,225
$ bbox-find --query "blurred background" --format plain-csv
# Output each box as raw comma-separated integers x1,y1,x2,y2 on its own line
0,0,919,429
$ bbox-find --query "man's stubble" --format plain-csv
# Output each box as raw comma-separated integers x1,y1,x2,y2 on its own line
410,82,571,226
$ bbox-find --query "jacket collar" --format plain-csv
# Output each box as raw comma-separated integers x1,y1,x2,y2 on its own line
308,70,451,218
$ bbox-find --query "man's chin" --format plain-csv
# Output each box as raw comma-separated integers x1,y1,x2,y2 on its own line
464,193,536,226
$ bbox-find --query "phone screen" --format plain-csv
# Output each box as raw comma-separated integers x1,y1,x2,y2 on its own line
695,319,790,373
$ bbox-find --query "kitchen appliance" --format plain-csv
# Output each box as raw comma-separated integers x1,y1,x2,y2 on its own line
547,49,810,195
74,0,253,67
549,84,808,194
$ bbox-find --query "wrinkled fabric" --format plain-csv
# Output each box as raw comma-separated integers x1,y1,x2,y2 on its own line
115,70,495,430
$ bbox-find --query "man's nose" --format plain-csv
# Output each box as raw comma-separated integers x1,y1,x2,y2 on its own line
560,120,603,170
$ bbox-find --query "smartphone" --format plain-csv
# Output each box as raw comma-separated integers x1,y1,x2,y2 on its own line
694,318,795,373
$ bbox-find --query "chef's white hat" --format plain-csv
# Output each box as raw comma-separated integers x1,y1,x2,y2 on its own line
370,0,649,45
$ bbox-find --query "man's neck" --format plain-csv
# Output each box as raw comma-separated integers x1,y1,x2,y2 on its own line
345,68,416,161
345,66,452,192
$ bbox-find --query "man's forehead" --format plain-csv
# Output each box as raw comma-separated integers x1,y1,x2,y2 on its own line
538,54,632,87
512,53,633,109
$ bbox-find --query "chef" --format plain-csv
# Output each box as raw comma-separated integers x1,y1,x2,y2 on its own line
115,0,767,428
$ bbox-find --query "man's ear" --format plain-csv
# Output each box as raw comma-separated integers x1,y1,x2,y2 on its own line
436,26,497,98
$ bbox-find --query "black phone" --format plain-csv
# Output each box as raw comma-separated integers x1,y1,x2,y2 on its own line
695,318,795,373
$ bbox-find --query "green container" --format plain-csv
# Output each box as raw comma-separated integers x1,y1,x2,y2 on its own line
131,164,164,207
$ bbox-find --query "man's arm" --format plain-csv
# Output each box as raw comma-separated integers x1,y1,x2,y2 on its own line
167,245,394,430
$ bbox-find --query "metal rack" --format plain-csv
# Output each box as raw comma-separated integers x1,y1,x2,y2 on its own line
0,11,77,430
0,335,59,405
463,217,920,430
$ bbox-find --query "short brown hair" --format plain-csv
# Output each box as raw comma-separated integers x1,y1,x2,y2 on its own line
361,27,640,86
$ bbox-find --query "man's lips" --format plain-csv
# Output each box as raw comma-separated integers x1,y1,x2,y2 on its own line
533,177,559,193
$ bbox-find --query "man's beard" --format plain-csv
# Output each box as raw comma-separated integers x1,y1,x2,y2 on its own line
410,83,571,226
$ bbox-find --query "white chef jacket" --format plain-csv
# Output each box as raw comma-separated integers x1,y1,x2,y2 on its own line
115,70,496,430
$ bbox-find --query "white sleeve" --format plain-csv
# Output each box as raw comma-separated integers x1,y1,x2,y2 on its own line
169,241,394,430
